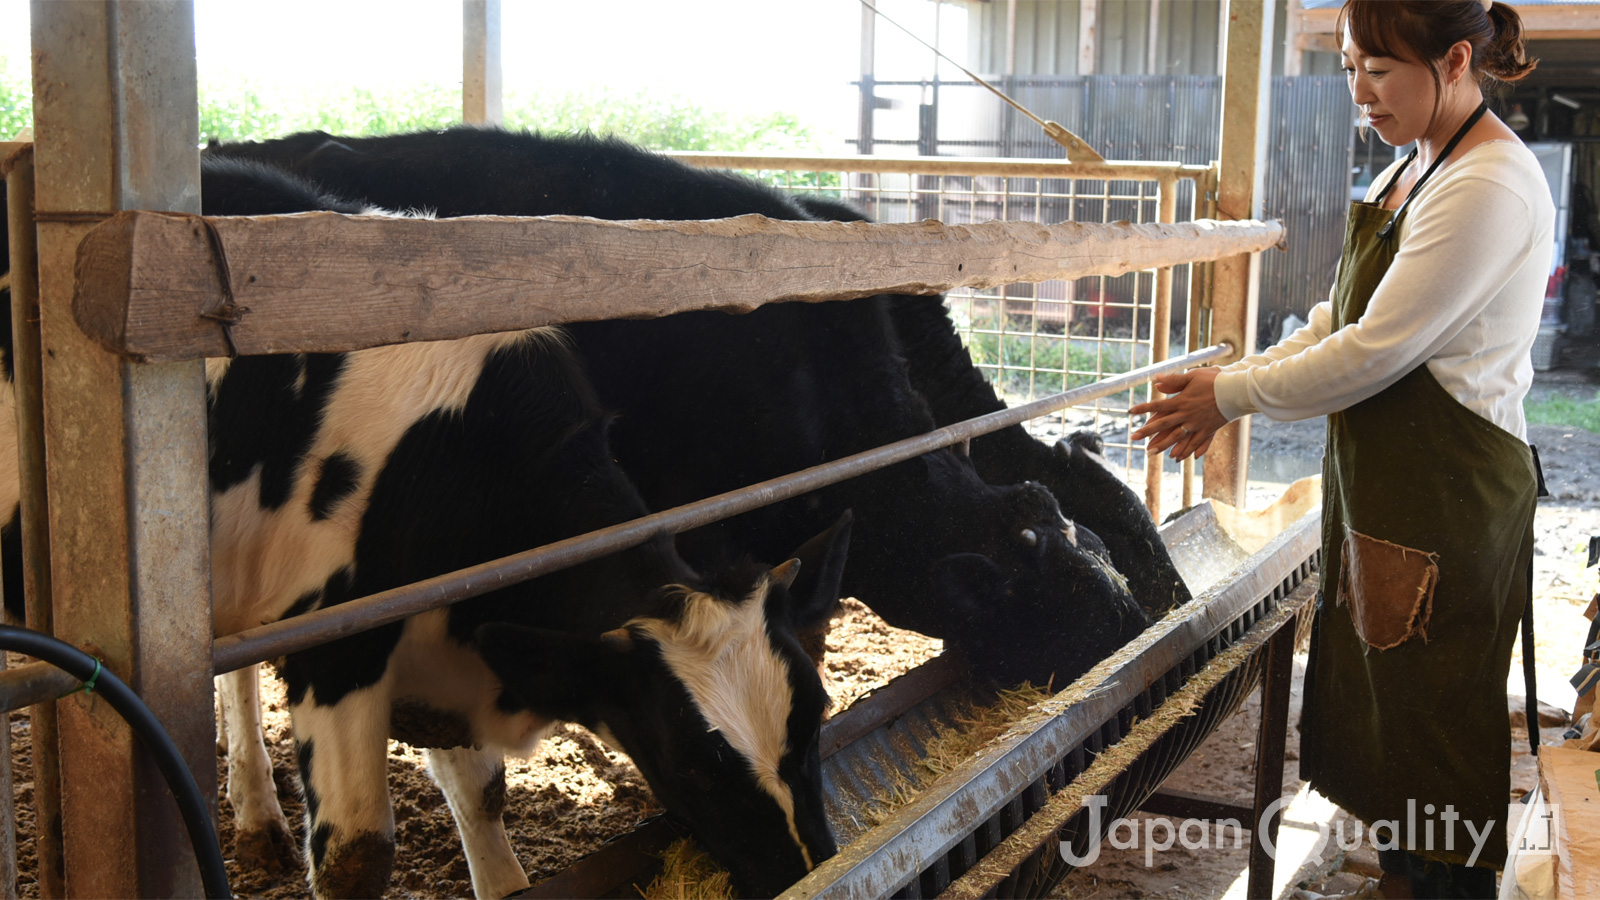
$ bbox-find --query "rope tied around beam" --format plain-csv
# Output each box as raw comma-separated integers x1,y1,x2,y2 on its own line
193,215,250,358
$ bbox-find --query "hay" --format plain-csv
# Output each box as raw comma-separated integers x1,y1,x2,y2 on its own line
940,591,1311,899
921,682,1055,779
636,587,1303,899
861,681,1055,827
639,838,735,900
637,681,1059,898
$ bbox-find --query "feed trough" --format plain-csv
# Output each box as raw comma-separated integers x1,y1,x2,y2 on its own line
521,501,1323,899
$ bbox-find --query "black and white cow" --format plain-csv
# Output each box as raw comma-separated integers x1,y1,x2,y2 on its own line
3,159,848,899
206,127,1156,681
787,195,1192,620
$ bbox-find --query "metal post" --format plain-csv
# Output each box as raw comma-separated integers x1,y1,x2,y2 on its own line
1247,615,1296,899
1143,174,1178,520
462,0,503,126
3,143,50,900
29,3,215,897
1182,166,1216,511
1205,0,1273,507
1078,0,1099,75
859,0,876,156
1283,0,1304,77
0,654,10,900
1005,0,1018,75
1148,0,1162,75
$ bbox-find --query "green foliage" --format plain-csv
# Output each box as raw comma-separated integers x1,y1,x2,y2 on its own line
0,59,29,139
501,88,820,154
0,52,823,153
198,80,463,144
959,310,1137,398
193,81,820,152
1525,389,1600,433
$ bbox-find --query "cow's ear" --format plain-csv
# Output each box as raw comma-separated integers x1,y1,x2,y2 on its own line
928,553,1006,622
474,623,625,723
781,510,853,633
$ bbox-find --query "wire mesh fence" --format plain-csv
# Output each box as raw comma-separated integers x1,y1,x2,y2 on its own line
671,153,1206,512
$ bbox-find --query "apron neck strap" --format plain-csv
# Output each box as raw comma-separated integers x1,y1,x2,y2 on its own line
1377,101,1490,241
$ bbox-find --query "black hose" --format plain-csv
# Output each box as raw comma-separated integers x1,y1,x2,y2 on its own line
0,625,232,899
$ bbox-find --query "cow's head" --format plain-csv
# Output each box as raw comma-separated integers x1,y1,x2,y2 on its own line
476,513,851,897
921,467,1150,686
1047,431,1192,619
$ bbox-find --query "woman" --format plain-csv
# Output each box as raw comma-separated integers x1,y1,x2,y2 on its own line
1131,1,1551,896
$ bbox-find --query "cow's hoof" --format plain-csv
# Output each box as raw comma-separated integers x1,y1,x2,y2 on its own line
235,820,302,874
312,831,394,899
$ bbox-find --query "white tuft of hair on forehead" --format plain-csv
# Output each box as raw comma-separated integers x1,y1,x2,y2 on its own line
1082,442,1122,480
1059,519,1079,547
632,583,814,869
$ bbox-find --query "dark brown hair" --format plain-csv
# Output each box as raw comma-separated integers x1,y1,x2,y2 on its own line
1340,1,1538,83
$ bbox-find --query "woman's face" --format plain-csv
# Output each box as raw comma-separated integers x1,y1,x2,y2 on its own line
1341,28,1438,147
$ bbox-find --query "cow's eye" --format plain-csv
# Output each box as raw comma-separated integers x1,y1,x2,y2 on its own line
1019,528,1039,547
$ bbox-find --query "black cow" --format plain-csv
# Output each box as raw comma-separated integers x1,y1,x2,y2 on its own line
206,127,1156,685
3,159,848,899
788,195,1191,619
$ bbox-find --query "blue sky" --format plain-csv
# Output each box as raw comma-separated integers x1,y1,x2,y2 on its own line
1,0,973,144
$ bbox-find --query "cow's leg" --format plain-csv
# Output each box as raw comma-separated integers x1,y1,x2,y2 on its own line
219,665,299,871
427,746,529,899
293,686,395,899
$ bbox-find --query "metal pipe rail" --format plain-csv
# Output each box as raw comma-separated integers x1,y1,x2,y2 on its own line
666,151,1214,182
207,342,1230,677
665,151,1223,525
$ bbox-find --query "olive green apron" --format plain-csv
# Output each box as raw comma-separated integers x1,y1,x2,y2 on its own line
1298,115,1538,869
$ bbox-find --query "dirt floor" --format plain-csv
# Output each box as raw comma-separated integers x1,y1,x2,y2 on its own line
3,599,944,899
4,371,1596,900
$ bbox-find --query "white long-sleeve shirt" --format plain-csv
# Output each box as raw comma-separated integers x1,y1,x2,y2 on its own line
1212,140,1555,441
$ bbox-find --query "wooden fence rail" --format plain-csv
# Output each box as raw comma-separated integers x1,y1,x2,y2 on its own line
72,211,1283,362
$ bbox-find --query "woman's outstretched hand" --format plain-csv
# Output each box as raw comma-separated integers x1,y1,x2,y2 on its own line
1129,367,1227,461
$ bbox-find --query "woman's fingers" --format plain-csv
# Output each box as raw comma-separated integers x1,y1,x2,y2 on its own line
1133,414,1186,443
1149,371,1194,395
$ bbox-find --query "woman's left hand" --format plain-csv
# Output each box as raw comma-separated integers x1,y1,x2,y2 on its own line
1129,367,1227,461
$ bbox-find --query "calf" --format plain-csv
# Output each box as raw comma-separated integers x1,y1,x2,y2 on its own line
207,127,1153,687
4,159,847,899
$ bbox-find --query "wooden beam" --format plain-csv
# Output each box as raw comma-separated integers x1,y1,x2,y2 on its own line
72,212,1284,363
1301,3,1600,39
1294,32,1340,54
1298,6,1337,34
1205,0,1274,508
30,3,215,897
3,144,59,900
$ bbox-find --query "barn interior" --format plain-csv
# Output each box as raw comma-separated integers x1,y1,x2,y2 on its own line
1,2,1598,900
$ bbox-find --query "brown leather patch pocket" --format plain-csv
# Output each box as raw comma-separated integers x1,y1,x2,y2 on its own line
1337,526,1439,651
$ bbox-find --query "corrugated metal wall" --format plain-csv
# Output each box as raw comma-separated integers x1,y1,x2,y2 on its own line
861,74,1351,348
960,0,1222,77
1259,76,1355,339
